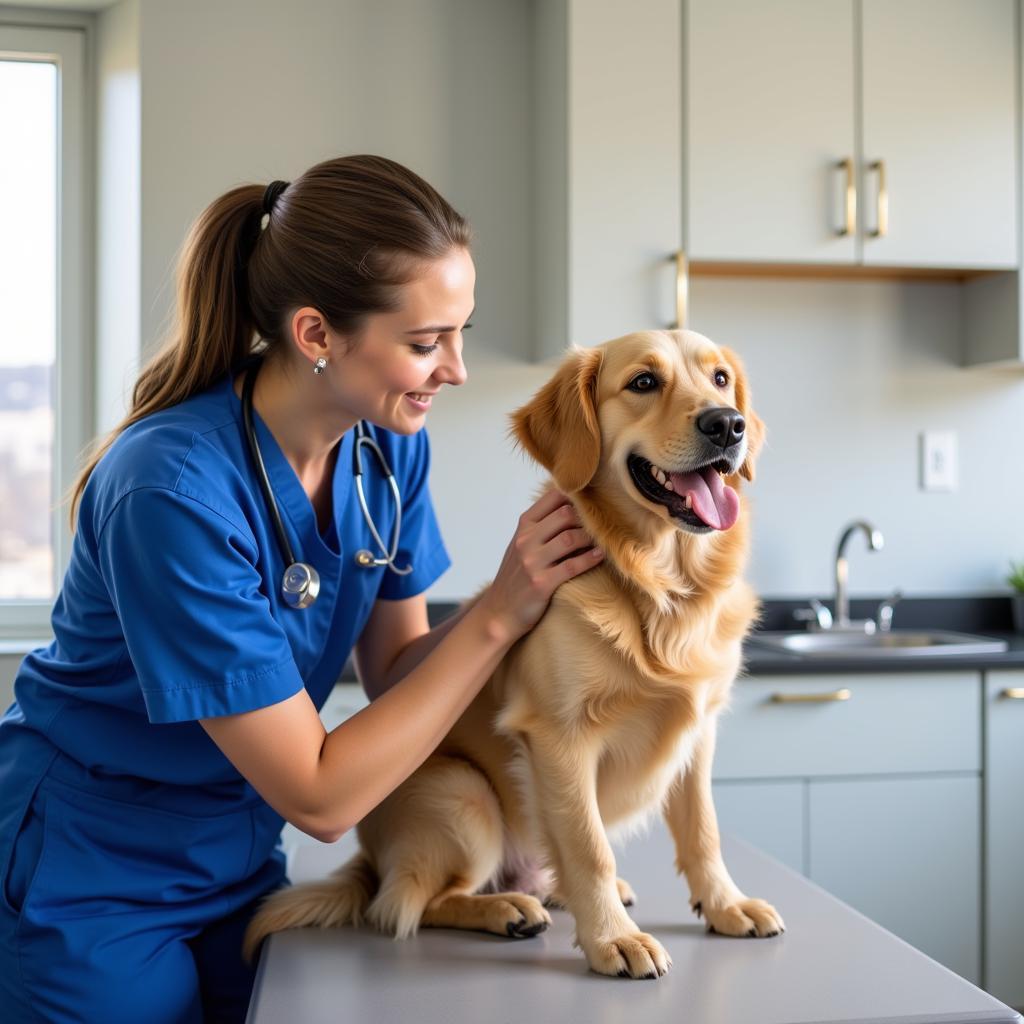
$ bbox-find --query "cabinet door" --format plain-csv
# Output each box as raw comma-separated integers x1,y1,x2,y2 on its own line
984,671,1024,1008
860,0,1017,268
712,779,805,875
809,775,981,985
686,0,857,263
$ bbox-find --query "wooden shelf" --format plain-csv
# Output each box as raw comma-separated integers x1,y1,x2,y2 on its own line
688,261,1006,283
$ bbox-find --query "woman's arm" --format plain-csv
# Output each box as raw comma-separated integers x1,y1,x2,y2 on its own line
199,487,604,842
354,590,486,702
200,598,510,841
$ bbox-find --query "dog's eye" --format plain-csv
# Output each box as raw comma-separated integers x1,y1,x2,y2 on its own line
627,372,658,393
714,369,729,388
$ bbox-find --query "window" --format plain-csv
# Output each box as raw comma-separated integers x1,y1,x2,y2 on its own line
0,25,87,636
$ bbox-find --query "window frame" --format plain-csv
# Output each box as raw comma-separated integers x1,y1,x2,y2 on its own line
0,23,91,639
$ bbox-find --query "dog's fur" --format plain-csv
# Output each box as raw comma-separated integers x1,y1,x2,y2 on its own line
242,329,784,978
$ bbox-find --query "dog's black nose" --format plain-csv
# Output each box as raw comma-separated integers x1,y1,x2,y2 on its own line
696,407,745,449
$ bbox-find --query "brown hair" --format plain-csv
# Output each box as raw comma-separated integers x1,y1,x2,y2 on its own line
68,154,472,528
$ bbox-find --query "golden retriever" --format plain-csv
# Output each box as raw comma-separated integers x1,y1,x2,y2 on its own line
242,328,784,979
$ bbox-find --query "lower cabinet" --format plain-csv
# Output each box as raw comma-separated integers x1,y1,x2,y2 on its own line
985,669,1024,1009
808,775,981,985
712,672,983,988
713,774,981,985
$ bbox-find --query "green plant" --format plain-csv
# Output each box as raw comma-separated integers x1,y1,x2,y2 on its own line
1008,560,1024,593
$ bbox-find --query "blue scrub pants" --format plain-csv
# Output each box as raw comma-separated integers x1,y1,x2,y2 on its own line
0,772,288,1023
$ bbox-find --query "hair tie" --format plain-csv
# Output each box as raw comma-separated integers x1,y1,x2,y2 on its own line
262,180,290,217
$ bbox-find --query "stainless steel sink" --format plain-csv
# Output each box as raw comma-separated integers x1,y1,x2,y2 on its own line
748,629,1009,658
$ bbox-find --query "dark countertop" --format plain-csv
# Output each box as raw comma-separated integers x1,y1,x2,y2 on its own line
337,595,1024,681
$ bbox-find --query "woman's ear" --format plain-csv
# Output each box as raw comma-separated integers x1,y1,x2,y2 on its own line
720,345,765,483
508,346,604,494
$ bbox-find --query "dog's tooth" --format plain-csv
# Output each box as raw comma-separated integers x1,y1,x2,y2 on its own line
684,494,692,510
663,478,674,492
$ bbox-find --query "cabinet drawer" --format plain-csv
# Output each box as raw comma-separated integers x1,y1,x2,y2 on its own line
713,672,980,779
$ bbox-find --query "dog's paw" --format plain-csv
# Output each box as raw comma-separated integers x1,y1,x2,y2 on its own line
489,893,552,938
616,877,637,907
702,897,785,938
581,930,672,979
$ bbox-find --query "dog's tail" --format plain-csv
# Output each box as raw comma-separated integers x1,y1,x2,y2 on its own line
242,852,379,964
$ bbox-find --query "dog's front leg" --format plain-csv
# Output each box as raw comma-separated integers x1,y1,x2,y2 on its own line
663,715,785,938
528,734,671,979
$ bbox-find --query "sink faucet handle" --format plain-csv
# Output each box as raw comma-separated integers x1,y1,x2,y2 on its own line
794,598,834,631
875,589,903,632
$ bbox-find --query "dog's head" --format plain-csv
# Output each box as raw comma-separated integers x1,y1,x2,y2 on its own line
510,329,765,538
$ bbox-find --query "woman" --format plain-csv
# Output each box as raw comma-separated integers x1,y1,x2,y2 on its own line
0,154,604,1022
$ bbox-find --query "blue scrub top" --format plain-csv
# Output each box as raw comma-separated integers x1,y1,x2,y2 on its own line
0,368,451,889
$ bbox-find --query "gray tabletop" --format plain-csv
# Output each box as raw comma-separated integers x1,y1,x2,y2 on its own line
248,827,1022,1024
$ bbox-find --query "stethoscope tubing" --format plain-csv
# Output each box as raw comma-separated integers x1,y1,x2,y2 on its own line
352,432,410,574
241,363,299,569
241,357,413,610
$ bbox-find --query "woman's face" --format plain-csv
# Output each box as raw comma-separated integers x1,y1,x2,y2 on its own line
320,246,475,434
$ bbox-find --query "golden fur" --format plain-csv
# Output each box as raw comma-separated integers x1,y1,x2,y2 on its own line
242,328,784,978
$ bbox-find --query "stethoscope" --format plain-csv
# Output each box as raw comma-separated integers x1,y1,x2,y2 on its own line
241,357,413,610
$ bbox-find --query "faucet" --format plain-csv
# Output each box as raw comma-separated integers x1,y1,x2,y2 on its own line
834,520,884,632
874,589,903,632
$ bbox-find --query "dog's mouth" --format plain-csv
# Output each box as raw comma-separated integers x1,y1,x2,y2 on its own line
627,454,740,532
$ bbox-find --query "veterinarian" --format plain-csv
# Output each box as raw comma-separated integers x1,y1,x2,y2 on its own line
0,154,605,1023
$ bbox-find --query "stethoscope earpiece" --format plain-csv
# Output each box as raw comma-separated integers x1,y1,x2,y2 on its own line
241,357,413,612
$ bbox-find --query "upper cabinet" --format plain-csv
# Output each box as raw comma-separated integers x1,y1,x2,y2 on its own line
686,0,1018,271
687,0,858,265
534,0,1022,364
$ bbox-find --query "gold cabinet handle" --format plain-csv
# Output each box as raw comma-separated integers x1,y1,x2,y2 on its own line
1001,687,1024,699
669,249,688,330
835,158,856,237
770,688,852,704
868,159,888,237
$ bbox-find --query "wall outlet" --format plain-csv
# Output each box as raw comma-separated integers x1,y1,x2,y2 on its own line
920,431,958,491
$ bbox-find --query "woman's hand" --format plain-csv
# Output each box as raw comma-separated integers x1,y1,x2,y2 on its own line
479,486,605,645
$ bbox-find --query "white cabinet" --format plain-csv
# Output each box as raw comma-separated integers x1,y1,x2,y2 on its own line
686,0,1018,271
687,0,857,264
984,670,1024,1008
809,775,981,985
860,0,1017,268
711,779,805,874
713,671,984,984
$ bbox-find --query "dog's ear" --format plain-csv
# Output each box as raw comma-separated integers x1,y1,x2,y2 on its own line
508,345,604,493
720,345,765,483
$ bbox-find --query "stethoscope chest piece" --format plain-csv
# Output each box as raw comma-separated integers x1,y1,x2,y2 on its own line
282,561,321,609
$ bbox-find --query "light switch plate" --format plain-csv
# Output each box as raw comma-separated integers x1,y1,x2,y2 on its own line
920,431,958,491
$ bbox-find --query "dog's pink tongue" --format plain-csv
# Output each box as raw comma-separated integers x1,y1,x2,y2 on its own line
669,467,740,530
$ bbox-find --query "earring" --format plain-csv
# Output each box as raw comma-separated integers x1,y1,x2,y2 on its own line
313,357,327,376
